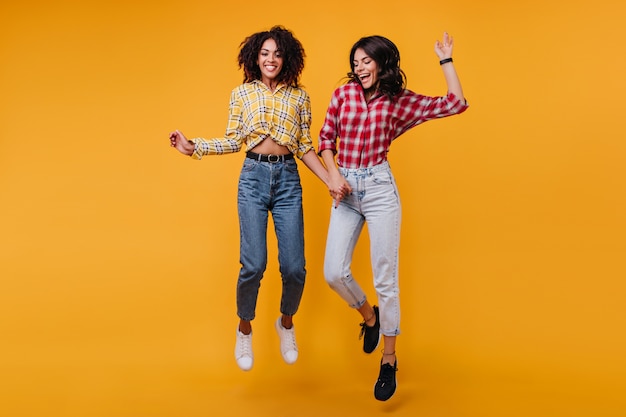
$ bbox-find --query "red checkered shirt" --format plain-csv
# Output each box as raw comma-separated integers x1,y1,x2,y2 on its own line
318,82,469,168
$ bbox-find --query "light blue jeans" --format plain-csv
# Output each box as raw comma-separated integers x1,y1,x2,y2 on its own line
323,161,401,336
236,157,305,321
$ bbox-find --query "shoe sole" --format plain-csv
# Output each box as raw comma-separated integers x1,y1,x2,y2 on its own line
374,379,397,401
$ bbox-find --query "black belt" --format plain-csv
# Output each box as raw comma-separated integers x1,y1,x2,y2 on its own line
246,151,293,163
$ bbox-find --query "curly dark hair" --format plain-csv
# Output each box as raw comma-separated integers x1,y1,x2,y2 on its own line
347,35,407,99
237,26,305,87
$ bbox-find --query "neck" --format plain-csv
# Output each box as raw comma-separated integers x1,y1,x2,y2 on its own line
262,79,279,92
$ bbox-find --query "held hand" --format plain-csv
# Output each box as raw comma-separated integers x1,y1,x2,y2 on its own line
330,189,349,208
169,130,195,156
328,173,352,208
434,32,454,60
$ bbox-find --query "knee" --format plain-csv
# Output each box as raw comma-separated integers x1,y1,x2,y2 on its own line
240,261,267,282
323,267,345,288
281,265,305,285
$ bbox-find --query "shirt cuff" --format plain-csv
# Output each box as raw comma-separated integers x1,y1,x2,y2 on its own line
295,143,314,160
448,92,469,109
191,140,203,160
317,142,336,156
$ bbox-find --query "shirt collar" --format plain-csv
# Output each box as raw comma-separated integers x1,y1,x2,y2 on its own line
351,80,383,102
252,79,285,93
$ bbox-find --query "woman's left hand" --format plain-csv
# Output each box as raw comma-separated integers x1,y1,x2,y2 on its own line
434,32,454,60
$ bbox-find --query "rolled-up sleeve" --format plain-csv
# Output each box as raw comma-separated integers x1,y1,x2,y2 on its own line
294,93,314,159
392,92,469,138
191,89,245,160
317,90,340,155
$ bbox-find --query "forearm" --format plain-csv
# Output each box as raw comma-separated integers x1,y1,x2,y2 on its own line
301,150,330,186
320,149,347,187
440,61,465,102
191,137,242,160
320,149,341,176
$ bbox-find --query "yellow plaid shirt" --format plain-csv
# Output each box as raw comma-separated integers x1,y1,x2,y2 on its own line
191,80,314,160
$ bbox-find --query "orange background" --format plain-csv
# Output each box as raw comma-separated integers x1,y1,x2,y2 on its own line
1,1,625,416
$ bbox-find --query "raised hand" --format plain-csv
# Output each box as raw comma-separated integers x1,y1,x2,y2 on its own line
434,32,454,60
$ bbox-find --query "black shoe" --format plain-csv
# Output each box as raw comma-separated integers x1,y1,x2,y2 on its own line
374,360,397,401
359,305,380,354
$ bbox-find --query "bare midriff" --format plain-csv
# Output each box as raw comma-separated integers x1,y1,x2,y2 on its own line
250,137,291,156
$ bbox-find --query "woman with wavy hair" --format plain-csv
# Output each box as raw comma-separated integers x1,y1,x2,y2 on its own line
170,26,348,372
319,33,468,400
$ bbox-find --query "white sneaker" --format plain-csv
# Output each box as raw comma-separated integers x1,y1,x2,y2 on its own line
235,329,253,371
275,318,298,364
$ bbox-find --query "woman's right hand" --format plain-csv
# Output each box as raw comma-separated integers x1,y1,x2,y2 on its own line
169,130,195,156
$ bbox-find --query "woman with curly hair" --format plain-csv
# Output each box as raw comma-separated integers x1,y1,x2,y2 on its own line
169,26,349,371
318,33,469,400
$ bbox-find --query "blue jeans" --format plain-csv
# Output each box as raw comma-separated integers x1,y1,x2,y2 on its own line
323,161,401,336
236,157,306,321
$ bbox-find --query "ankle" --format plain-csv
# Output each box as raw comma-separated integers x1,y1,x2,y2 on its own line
381,350,396,365
281,315,293,329
239,321,252,335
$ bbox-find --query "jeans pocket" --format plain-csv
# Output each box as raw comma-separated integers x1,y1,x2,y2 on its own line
241,158,259,173
284,159,299,174
372,170,392,185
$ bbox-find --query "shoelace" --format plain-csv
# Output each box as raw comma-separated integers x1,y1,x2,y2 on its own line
359,321,368,340
378,363,397,385
238,334,252,357
282,328,298,351
359,310,376,340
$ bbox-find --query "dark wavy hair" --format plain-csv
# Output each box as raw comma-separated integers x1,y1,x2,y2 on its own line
237,26,305,87
348,35,406,99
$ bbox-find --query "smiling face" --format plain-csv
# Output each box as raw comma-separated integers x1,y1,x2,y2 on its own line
257,38,283,87
352,48,379,91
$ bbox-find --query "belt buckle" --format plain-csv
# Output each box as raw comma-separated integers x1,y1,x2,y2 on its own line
267,154,280,163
